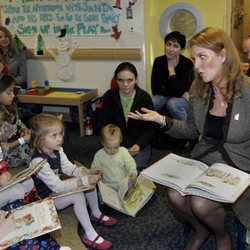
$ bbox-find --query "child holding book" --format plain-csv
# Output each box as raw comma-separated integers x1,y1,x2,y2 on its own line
29,113,116,250
0,172,34,208
0,74,31,168
92,123,137,191
0,206,62,250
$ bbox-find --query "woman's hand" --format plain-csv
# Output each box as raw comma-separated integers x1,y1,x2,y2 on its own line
167,57,179,75
128,144,140,156
21,128,31,143
128,107,163,125
182,91,190,101
0,211,16,240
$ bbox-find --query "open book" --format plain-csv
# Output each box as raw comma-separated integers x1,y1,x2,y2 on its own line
52,183,95,199
142,153,250,203
98,174,156,217
0,197,61,249
0,159,47,192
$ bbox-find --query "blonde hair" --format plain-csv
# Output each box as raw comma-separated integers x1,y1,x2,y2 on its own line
29,113,64,153
189,27,243,104
100,124,122,145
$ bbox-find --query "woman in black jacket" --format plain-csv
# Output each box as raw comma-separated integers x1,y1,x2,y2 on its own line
100,62,155,171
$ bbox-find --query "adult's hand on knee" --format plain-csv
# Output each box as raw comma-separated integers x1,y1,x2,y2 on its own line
128,144,140,156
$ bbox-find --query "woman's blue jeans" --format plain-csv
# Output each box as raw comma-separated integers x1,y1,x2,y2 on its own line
152,95,188,120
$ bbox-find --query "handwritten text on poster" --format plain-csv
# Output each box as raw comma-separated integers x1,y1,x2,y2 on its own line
1,0,122,36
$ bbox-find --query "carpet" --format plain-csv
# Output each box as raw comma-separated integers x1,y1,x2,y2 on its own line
59,185,240,250
60,123,241,249
9,122,242,249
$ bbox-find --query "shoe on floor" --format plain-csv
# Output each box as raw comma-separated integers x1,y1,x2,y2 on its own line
90,214,117,226
81,234,112,250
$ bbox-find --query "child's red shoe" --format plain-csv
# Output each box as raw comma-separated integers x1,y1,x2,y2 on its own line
81,234,112,250
24,187,37,204
90,214,117,226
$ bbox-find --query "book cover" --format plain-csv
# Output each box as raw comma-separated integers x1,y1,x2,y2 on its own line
0,197,61,249
0,159,47,192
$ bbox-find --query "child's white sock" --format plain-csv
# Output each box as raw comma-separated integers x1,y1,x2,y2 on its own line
86,231,104,243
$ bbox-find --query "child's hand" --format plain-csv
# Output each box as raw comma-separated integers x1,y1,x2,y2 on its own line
0,210,6,223
90,167,102,175
0,171,11,186
0,212,16,241
88,175,101,185
128,171,137,183
21,128,31,143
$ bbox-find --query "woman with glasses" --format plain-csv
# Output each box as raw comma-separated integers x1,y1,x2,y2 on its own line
99,62,155,171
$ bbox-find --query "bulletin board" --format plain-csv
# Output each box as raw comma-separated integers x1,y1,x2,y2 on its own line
0,0,142,60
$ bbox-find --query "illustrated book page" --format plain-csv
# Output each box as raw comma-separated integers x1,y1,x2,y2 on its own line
142,153,250,203
186,162,250,202
142,153,208,196
123,174,156,216
98,177,129,215
0,197,61,249
98,175,155,217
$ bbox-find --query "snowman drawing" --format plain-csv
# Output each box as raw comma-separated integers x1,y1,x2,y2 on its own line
47,29,79,81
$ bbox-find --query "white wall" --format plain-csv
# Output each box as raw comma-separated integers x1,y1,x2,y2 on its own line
27,56,146,97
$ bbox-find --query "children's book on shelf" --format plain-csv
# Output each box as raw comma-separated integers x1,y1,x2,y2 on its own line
0,159,47,192
0,197,61,249
98,174,156,217
141,153,250,203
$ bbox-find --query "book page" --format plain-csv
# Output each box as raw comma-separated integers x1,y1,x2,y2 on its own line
99,175,155,217
52,179,95,199
123,175,155,217
98,181,127,214
142,153,208,194
0,159,47,192
0,197,61,249
117,177,130,201
187,163,250,203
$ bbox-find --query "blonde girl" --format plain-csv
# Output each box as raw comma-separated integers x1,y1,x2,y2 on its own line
29,113,116,250
92,123,137,191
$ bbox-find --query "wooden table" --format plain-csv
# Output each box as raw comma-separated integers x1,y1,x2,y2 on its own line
17,87,98,136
